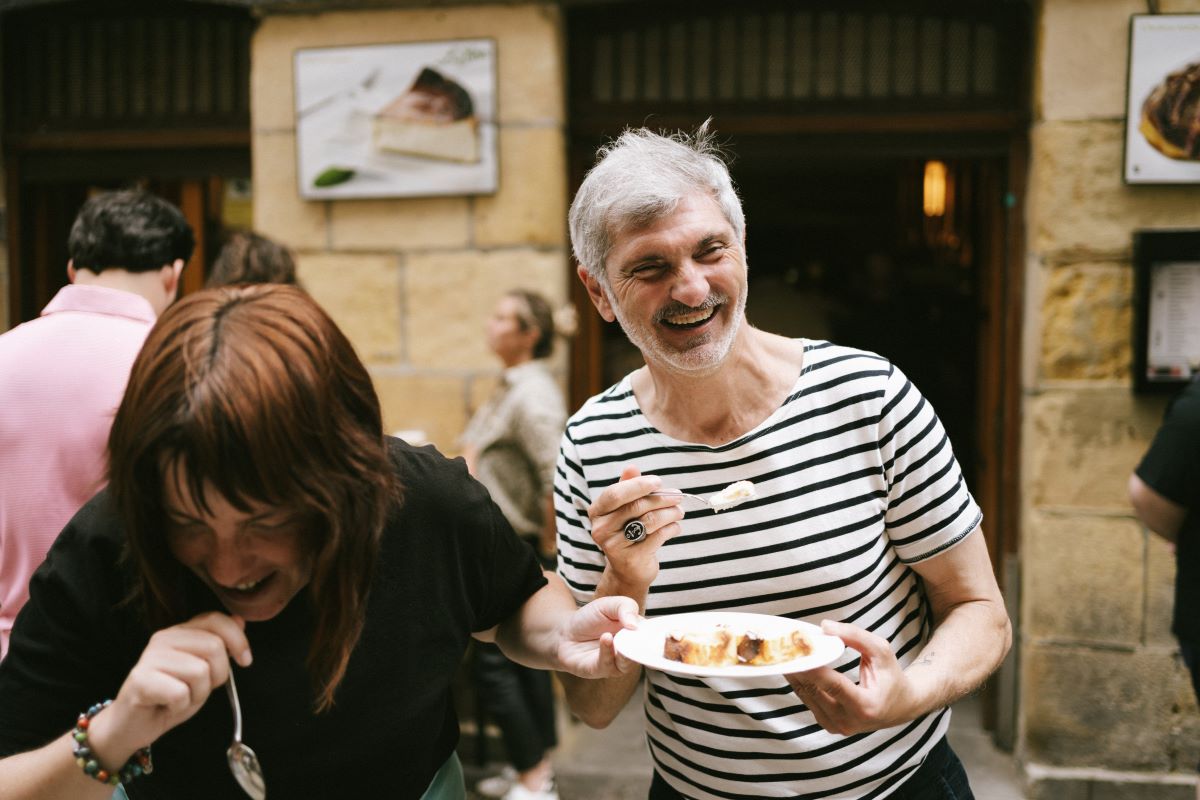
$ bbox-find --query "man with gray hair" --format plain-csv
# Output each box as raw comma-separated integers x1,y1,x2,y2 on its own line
554,123,1011,799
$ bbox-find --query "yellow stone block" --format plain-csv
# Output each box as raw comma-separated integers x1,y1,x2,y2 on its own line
1038,0,1143,121
1039,263,1131,380
1024,389,1167,511
491,6,565,125
1028,122,1200,257
297,252,401,363
475,127,567,248
1022,645,1187,771
1145,532,1178,647
252,5,563,131
252,131,328,250
331,197,471,251
404,248,568,370
1023,510,1143,642
373,373,469,455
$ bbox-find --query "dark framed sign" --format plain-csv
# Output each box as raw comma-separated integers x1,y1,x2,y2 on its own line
1133,230,1200,393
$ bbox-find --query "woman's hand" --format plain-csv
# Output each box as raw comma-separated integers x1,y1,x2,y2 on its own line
554,596,641,679
85,612,252,769
587,466,685,590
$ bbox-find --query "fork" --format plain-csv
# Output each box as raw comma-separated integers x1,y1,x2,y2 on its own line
649,490,711,506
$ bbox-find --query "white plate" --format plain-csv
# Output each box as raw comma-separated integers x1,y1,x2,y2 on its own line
613,611,845,678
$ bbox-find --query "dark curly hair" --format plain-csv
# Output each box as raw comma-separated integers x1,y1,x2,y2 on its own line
68,189,195,274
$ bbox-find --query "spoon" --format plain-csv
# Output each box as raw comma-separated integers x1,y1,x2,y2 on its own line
651,480,757,512
297,67,381,119
225,666,267,799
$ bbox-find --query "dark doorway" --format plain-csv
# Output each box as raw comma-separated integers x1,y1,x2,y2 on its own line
2,0,254,325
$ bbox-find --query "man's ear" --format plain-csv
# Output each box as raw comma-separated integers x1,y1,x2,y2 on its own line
578,263,616,323
162,258,185,295
66,259,77,284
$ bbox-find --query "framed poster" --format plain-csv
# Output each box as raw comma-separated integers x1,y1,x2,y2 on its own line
1132,230,1200,393
294,39,497,200
1125,15,1200,184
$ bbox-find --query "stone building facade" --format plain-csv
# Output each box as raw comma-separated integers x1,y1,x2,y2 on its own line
1022,0,1200,796
1,0,1198,796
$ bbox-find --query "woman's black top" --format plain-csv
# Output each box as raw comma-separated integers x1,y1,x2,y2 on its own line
0,438,548,798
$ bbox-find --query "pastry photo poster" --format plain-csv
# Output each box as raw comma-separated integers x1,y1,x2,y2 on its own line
1125,15,1200,184
294,39,497,199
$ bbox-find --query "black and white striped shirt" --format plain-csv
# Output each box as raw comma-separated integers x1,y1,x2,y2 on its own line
555,341,982,799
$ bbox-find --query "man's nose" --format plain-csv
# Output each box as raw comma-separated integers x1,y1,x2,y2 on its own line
671,260,711,307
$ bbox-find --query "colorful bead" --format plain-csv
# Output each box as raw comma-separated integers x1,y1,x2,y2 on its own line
71,699,153,787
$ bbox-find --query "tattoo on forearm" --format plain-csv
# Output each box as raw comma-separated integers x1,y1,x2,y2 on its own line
917,650,935,667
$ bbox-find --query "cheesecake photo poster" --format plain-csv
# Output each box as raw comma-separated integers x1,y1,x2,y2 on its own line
1125,15,1200,184
294,39,497,199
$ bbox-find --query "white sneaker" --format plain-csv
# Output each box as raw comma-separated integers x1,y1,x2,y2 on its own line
475,766,518,798
501,778,559,800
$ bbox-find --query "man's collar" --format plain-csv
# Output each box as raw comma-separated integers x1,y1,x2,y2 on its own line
41,284,157,324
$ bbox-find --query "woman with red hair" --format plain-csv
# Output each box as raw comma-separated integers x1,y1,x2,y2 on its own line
0,284,636,799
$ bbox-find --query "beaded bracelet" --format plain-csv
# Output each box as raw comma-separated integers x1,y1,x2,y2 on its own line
71,700,153,786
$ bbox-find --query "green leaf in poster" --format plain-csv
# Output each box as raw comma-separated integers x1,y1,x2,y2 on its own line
313,167,356,188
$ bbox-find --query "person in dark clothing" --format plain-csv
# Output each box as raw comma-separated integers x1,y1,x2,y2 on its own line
1130,379,1200,800
0,284,637,800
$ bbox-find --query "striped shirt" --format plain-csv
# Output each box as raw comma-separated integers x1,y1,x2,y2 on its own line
555,341,982,799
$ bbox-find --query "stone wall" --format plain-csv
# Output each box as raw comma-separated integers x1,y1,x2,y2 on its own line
1022,1,1200,795
250,3,569,452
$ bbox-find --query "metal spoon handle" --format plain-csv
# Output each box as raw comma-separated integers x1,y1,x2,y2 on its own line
226,667,244,744
649,490,710,505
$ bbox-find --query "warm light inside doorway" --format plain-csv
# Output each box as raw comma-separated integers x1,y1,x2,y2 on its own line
923,160,947,217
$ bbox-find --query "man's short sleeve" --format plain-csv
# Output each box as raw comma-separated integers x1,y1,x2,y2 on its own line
554,430,604,606
1136,381,1200,508
878,363,982,563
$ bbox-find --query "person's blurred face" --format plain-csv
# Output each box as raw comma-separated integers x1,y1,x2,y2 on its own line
584,192,747,376
163,465,314,622
486,295,538,367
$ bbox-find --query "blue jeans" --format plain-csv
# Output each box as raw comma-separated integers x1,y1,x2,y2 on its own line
649,737,973,799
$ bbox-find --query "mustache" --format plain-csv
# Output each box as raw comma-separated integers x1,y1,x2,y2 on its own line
654,293,728,323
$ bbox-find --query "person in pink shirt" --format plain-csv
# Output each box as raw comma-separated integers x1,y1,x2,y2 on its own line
0,189,194,659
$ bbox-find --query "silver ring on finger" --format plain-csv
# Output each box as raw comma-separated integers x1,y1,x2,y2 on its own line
623,518,647,543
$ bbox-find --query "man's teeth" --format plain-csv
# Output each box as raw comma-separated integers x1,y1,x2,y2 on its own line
234,579,262,591
665,306,715,325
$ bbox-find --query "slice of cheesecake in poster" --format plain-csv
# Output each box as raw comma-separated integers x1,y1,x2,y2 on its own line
372,67,480,163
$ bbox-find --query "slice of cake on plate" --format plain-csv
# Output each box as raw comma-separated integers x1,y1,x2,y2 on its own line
663,623,812,667
372,67,480,163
